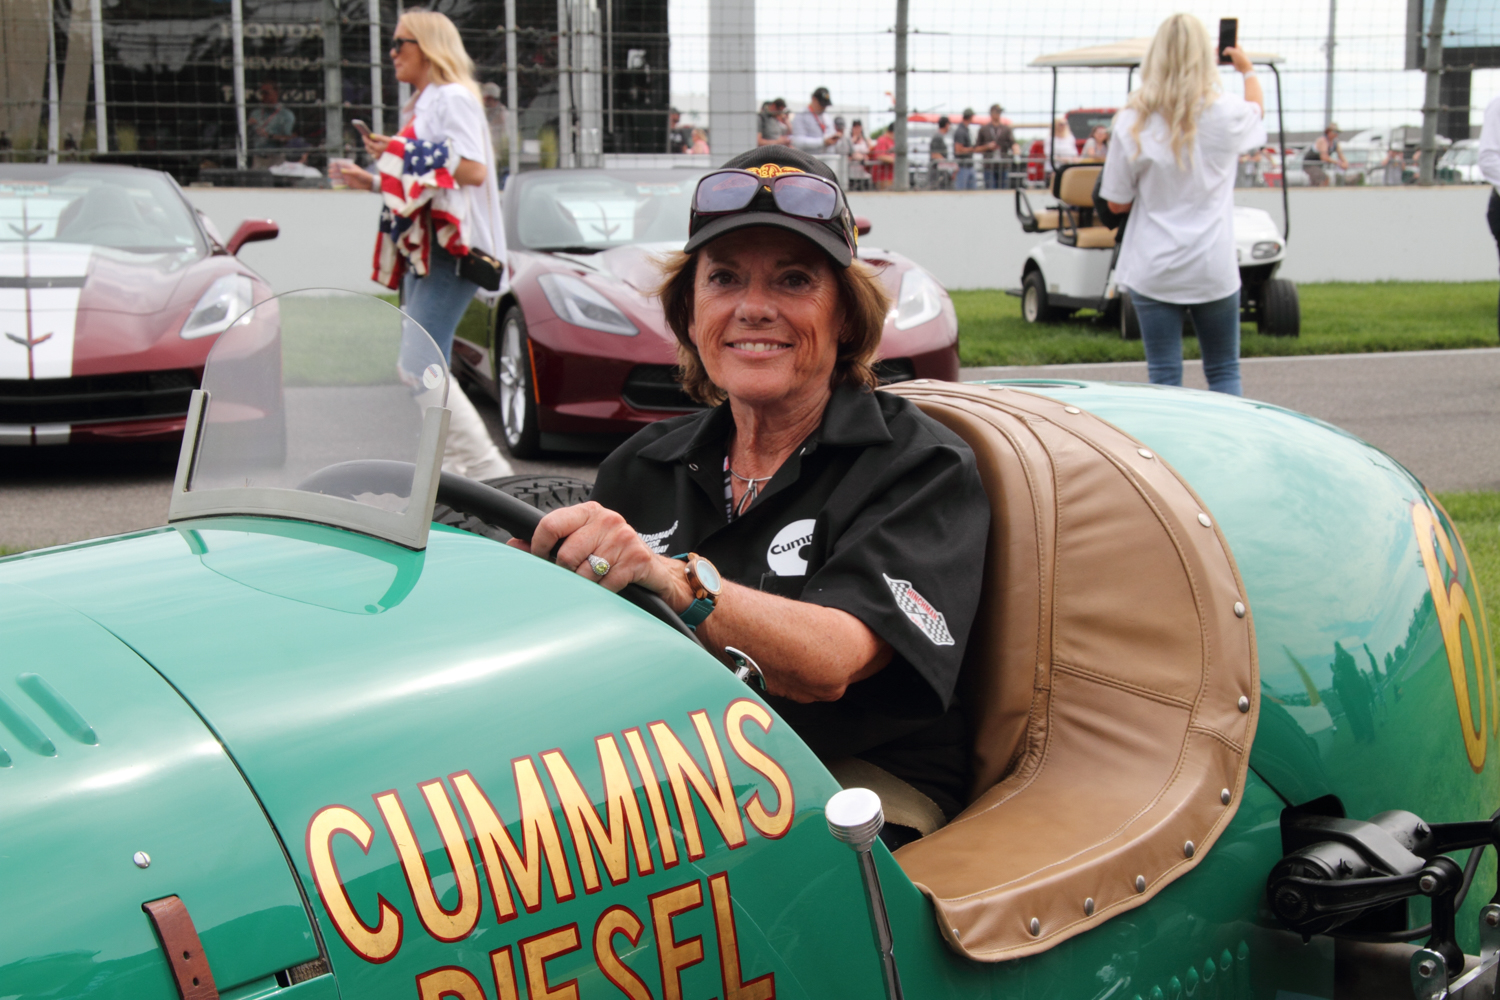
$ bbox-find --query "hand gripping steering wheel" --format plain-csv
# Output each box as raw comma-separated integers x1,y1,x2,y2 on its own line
295,460,704,649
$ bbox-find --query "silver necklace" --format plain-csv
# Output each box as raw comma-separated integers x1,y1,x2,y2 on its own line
728,465,774,518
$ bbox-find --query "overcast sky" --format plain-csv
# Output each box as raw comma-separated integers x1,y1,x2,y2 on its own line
667,0,1500,136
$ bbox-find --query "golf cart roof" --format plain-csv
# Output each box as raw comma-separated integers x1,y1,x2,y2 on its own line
1030,38,1283,68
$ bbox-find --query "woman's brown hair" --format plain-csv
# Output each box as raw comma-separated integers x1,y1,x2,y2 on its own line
656,242,892,406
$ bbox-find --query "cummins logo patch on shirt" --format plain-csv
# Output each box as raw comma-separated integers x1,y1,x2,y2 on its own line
638,520,679,554
767,518,816,576
883,573,955,646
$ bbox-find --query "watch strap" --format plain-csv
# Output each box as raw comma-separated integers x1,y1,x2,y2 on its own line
680,597,715,630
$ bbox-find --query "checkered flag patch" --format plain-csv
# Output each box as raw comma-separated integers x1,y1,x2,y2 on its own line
883,573,955,646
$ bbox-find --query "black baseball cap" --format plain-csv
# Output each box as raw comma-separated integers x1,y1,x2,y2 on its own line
812,87,832,106
684,146,856,268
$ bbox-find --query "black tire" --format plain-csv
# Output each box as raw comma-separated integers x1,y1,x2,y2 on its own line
1021,270,1061,323
1257,278,1301,336
433,474,593,543
496,306,542,458
1120,291,1141,340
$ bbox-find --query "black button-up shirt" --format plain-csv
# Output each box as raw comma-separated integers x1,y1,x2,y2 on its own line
591,385,989,817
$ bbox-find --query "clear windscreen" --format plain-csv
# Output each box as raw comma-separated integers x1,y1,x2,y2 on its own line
513,170,703,251
188,289,449,516
0,166,203,254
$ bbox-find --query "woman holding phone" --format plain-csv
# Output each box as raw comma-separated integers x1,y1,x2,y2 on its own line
339,9,511,479
1099,14,1266,395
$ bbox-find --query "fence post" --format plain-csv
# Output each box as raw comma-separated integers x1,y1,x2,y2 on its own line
323,0,343,162
47,0,60,163
368,0,383,135
231,0,246,169
1321,0,1336,129
89,0,104,152
1418,0,1446,185
557,0,573,168
506,0,519,175
708,0,756,159
892,0,908,191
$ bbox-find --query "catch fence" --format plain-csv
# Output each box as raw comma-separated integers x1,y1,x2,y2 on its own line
0,0,1494,188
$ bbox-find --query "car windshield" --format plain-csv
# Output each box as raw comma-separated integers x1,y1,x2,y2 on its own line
0,166,202,254
1446,148,1479,166
511,170,704,252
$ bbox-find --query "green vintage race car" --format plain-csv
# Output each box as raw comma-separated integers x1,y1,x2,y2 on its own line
2,290,1496,1000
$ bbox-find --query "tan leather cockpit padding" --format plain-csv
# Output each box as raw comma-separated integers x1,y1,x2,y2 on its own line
1057,165,1101,207
882,382,1259,963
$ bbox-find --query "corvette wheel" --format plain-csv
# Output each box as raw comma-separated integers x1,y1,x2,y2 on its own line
497,306,542,458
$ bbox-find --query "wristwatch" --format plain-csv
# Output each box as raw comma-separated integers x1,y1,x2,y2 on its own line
677,553,722,630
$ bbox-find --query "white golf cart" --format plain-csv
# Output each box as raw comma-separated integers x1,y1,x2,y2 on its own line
1010,39,1300,338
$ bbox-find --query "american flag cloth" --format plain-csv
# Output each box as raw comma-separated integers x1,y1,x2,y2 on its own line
371,124,471,289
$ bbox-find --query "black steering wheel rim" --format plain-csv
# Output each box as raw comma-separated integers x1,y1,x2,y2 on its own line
295,459,704,648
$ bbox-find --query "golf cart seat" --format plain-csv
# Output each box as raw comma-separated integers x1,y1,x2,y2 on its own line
883,382,1258,962
1013,192,1060,233
1053,163,1117,249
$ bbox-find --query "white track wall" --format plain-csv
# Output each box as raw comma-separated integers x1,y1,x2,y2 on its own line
189,185,1500,295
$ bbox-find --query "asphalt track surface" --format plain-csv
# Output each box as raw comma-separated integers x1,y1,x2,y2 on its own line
3,347,1498,552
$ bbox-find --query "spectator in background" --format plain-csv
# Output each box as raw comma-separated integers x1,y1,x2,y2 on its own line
1046,117,1075,181
1380,146,1406,186
481,81,507,166
977,104,1014,189
928,115,953,189
1480,93,1500,339
953,109,977,190
1081,124,1110,160
690,128,710,154
848,119,872,189
758,98,791,146
868,127,896,189
668,109,692,154
792,87,842,152
1100,13,1266,396
249,81,296,167
270,137,322,179
1305,123,1347,186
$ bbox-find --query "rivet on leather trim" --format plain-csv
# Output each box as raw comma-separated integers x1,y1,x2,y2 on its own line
1184,841,1196,858
1238,695,1250,713
987,385,1007,391
1221,788,1232,805
1234,601,1246,618
1137,448,1153,459
952,928,961,940
1135,875,1146,893
912,379,929,384
1064,406,1081,414
1029,917,1041,936
1197,512,1212,527
1084,898,1095,916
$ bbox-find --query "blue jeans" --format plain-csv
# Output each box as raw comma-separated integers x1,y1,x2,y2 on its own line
401,244,480,364
955,166,975,190
1131,289,1243,396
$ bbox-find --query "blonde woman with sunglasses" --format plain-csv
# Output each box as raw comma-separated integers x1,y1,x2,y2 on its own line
340,9,511,479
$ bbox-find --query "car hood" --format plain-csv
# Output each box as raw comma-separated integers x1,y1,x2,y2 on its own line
0,241,199,314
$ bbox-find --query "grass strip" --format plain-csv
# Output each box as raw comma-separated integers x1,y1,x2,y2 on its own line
1436,492,1500,672
955,281,1500,368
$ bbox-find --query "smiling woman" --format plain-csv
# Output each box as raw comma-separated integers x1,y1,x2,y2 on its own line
510,146,991,848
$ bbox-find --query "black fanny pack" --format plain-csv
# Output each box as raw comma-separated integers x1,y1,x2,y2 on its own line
456,246,502,292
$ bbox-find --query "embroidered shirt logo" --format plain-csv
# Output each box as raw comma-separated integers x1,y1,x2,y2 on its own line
638,520,679,554
883,573,955,646
766,518,816,576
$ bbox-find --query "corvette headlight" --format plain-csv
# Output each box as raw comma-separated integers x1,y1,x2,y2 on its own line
1251,241,1282,260
893,268,945,331
181,274,255,339
537,273,638,336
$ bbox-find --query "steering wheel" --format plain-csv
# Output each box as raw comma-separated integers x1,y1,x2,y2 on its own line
295,460,704,648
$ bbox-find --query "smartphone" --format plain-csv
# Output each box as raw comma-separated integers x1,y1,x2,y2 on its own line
351,119,372,139
1217,18,1238,65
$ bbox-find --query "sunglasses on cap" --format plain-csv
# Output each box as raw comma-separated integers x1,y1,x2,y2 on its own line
693,167,850,227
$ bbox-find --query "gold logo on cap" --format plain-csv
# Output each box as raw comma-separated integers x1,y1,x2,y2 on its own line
746,164,805,179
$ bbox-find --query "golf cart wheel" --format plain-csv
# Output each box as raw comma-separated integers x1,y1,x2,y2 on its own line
1120,292,1142,340
1022,270,1061,323
1258,278,1301,336
497,306,543,457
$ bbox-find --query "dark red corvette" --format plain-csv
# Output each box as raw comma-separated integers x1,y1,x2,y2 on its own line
452,168,959,457
0,164,277,447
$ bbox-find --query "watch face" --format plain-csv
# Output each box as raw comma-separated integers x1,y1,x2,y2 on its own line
693,557,722,595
